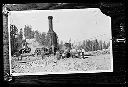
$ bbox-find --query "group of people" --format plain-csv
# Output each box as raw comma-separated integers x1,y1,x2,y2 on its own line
13,44,87,61
33,47,87,60
33,46,88,60
56,48,86,60
71,48,86,58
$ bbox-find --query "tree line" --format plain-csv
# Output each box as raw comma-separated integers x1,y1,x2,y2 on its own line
58,39,110,52
80,39,110,52
10,24,110,55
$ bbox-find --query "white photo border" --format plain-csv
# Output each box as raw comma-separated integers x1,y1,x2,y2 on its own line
8,9,113,76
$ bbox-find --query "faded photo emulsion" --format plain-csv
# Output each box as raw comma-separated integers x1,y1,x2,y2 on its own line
8,8,113,76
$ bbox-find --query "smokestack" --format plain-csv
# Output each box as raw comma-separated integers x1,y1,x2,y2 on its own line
48,16,53,32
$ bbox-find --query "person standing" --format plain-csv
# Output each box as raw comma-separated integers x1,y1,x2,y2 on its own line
80,49,82,58
56,51,60,60
82,48,86,58
77,49,80,58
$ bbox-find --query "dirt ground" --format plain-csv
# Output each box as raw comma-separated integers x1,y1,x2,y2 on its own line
11,53,112,73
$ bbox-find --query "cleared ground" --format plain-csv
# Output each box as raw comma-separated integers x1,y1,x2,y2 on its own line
11,52,111,73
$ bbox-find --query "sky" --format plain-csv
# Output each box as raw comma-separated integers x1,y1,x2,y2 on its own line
9,8,111,44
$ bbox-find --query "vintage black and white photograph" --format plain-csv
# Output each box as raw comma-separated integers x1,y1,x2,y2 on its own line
8,8,113,75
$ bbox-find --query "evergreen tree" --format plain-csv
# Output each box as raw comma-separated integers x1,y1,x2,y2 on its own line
82,40,86,50
34,30,46,46
107,42,110,49
41,32,46,45
35,30,40,44
99,40,103,50
24,25,32,39
94,39,99,51
103,41,107,49
85,40,92,51
45,34,51,47
31,30,35,39
18,28,23,41
10,25,19,55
